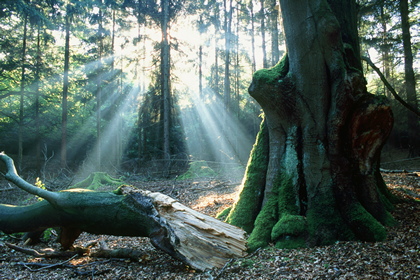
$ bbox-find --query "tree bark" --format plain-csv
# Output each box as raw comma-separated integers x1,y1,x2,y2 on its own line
226,0,396,251
34,24,42,174
249,0,257,73
259,0,268,68
268,0,280,66
161,0,171,162
61,9,70,168
399,0,419,156
18,14,28,172
0,153,247,271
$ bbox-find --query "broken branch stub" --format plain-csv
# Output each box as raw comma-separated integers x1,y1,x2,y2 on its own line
120,187,248,270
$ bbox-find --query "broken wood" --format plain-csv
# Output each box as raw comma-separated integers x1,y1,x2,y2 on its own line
0,152,247,271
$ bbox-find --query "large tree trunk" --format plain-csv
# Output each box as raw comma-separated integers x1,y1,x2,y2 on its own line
226,0,396,251
0,153,247,271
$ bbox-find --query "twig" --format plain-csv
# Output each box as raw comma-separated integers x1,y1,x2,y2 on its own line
214,258,235,280
215,248,261,279
18,254,78,272
5,242,83,258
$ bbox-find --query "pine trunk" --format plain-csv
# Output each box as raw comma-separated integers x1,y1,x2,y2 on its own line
61,11,70,168
161,0,171,162
400,0,419,156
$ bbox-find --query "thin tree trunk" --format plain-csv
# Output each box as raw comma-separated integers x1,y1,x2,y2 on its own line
223,0,233,111
61,12,70,168
250,0,257,73
213,4,220,97
161,0,171,162
96,7,104,170
399,0,419,156
199,16,203,98
18,14,28,172
260,0,268,68
35,25,42,174
269,0,280,66
234,5,240,116
214,37,220,97
380,5,391,99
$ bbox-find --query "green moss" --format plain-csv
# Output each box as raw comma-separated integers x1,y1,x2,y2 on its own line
347,202,387,242
216,206,232,221
253,54,289,85
306,180,355,245
277,173,299,217
177,161,217,179
226,119,269,233
247,192,278,252
376,170,400,205
271,214,307,241
70,172,124,190
381,210,398,227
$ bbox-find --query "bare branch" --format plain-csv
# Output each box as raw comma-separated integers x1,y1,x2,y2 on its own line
0,152,60,204
361,55,420,117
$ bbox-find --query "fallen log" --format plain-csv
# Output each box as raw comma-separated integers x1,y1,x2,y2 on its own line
0,152,247,271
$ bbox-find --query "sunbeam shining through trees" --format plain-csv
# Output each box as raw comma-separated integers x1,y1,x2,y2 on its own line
0,0,416,181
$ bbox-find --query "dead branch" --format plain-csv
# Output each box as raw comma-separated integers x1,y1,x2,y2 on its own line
361,56,420,117
5,242,85,258
0,152,248,271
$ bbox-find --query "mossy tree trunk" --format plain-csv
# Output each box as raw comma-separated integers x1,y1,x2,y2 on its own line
226,0,396,251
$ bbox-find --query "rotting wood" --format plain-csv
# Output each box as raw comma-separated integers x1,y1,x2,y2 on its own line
0,152,248,271
121,186,248,270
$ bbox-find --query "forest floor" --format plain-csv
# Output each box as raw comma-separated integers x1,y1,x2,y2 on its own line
0,164,419,279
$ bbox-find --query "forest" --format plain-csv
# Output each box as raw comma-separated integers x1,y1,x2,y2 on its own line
0,0,419,279
0,0,418,176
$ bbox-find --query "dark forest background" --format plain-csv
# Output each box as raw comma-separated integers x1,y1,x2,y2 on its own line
0,0,418,180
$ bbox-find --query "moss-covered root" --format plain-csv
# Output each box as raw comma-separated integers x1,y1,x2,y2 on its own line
216,206,232,221
226,118,269,233
247,193,278,252
272,215,308,249
70,172,124,190
345,202,388,242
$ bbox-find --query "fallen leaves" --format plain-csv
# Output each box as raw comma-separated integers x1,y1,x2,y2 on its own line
0,174,419,279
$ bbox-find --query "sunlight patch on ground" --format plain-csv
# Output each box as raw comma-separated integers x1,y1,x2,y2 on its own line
191,192,236,213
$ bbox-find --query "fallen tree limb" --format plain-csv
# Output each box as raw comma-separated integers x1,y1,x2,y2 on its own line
5,242,86,258
0,153,247,271
17,255,78,272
